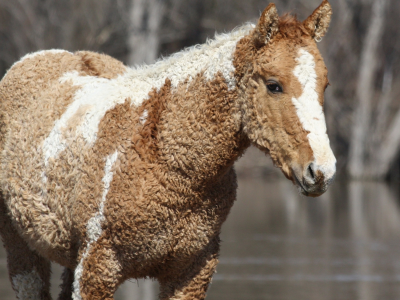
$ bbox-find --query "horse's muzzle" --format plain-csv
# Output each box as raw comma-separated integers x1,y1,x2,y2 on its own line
292,162,336,197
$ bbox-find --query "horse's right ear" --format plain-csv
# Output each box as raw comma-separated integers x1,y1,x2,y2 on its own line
252,4,279,48
303,0,332,42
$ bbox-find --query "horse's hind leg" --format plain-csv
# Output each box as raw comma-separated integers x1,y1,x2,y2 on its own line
0,195,52,300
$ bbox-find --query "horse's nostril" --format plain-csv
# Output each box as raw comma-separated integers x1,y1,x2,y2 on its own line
306,163,316,182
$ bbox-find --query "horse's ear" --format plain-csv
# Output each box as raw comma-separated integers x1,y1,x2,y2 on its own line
303,0,332,42
253,3,279,48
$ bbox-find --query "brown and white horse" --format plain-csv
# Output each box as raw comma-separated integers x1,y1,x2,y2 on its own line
0,1,335,299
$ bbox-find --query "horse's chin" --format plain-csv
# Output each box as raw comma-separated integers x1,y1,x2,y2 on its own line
292,172,308,195
292,172,325,198
251,143,327,198
298,187,324,198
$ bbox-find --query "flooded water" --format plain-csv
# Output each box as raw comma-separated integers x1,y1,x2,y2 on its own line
206,179,400,300
1,178,400,299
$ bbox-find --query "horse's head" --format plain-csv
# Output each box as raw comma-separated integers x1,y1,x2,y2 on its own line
238,0,336,197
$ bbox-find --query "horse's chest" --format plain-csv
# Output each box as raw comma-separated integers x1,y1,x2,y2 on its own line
156,193,235,256
111,187,235,269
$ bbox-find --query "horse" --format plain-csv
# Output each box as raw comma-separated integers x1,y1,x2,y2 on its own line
0,1,335,299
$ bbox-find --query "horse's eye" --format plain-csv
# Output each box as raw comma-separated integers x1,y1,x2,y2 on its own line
266,81,283,93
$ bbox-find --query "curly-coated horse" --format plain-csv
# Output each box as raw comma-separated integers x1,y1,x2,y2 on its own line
0,1,335,299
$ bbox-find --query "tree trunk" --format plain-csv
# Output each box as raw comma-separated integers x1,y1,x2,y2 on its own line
127,0,165,65
372,108,400,178
348,0,387,178
365,64,393,178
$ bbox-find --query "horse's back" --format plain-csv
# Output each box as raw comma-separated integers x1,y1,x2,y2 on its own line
0,50,126,124
0,50,127,265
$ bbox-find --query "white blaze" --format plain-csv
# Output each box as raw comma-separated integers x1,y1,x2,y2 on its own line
72,151,118,300
292,49,336,178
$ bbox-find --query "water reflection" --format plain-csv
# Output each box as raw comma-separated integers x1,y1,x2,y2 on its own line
114,279,157,300
207,179,400,300
1,179,400,299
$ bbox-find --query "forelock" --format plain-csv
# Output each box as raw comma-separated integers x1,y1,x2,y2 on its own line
278,14,310,40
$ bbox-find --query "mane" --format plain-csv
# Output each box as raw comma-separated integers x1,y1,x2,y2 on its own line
125,23,255,91
128,16,309,80
131,23,254,72
278,14,310,39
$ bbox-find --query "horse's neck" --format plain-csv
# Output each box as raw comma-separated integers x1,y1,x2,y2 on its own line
129,25,254,186
154,72,249,187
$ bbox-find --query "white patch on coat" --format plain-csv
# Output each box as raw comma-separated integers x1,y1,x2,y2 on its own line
72,151,118,300
139,109,148,124
42,72,130,166
291,49,336,178
12,270,43,300
42,24,253,165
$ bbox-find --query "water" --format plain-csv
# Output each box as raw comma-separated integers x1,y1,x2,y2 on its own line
206,179,400,300
1,178,400,300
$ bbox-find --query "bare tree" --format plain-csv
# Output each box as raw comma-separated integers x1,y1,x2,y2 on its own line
0,0,129,75
348,0,388,178
127,0,165,65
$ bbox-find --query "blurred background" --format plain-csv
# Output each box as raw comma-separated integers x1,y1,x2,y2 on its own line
1,0,400,299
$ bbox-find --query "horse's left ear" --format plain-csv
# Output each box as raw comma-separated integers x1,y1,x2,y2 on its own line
253,3,279,48
303,0,332,42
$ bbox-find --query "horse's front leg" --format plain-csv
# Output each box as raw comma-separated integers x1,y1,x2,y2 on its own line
159,242,219,300
58,267,74,300
72,238,124,300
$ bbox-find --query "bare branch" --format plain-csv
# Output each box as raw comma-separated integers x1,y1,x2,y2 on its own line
372,98,400,178
348,0,387,178
127,0,165,65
